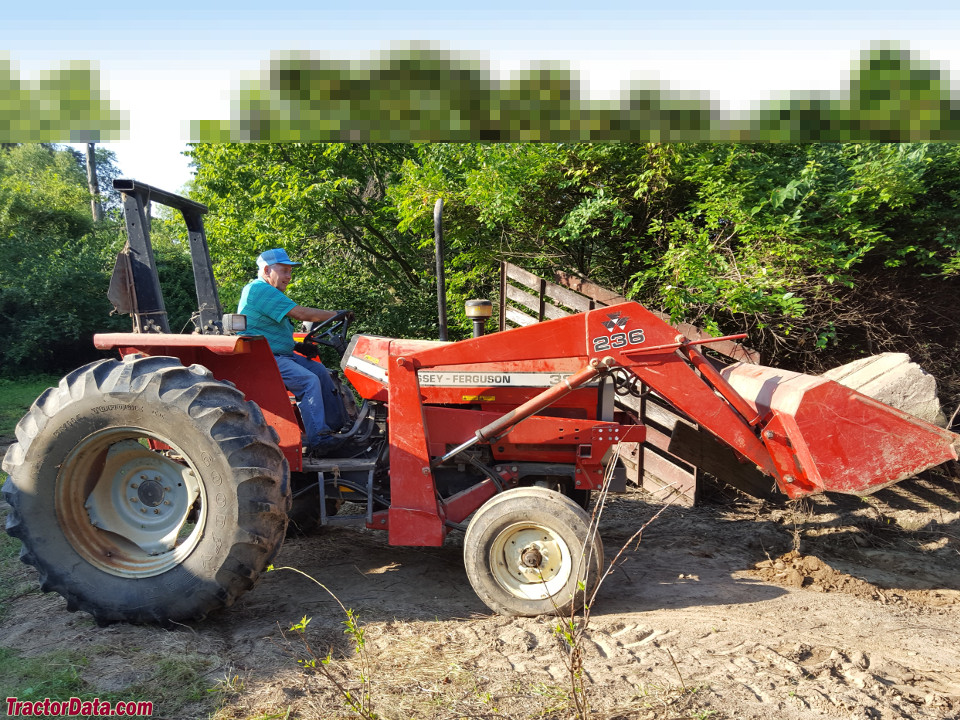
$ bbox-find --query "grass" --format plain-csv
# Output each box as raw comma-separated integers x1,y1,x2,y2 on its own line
0,376,38,615
0,647,89,700
0,646,216,717
0,506,32,623
0,374,58,437
0,374,58,487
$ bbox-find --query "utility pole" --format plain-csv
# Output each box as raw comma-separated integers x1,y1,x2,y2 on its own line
85,142,103,222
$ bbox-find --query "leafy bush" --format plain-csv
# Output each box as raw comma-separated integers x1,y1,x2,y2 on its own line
0,145,127,375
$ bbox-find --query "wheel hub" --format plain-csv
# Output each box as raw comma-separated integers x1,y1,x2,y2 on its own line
513,538,557,583
489,524,571,600
521,546,543,568
82,439,200,557
137,477,165,507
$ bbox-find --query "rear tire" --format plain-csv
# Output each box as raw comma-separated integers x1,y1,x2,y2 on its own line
463,486,604,617
2,355,290,625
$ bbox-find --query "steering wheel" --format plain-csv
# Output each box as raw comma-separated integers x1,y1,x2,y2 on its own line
302,310,354,356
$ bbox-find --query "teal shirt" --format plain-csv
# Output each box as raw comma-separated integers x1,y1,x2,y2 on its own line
237,278,298,355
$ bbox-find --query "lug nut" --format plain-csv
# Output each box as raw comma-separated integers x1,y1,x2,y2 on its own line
130,483,139,489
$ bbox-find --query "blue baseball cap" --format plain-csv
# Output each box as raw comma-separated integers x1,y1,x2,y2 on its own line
256,248,302,270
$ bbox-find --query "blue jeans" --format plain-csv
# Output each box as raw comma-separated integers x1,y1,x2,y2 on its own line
275,354,348,446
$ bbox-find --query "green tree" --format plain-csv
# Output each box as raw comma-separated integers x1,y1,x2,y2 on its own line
187,140,960,404
390,141,960,401
0,144,127,374
187,143,443,339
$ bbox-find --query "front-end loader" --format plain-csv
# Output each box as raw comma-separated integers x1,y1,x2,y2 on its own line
3,180,958,624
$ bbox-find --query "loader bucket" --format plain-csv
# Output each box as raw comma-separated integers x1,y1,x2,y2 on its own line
719,363,959,498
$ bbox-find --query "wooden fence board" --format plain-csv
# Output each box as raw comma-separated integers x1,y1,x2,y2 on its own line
642,450,698,505
543,283,594,313
554,270,627,306
504,306,538,327
505,284,568,321
505,263,543,288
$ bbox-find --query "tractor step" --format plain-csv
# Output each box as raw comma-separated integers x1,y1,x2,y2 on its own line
309,461,381,527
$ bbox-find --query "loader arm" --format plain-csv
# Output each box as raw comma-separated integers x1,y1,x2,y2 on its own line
387,302,958,537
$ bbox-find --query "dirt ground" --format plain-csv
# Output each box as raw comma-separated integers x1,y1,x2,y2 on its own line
2,455,960,719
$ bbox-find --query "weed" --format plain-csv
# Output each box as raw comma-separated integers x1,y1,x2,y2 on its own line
209,672,246,697
245,710,292,720
208,671,247,716
529,682,572,715
0,518,20,561
786,498,815,552
0,646,204,714
665,646,687,692
473,685,499,713
269,565,379,720
632,680,710,717
545,444,673,720
138,655,213,707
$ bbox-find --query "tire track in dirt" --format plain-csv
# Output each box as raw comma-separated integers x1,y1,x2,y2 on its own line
2,479,958,718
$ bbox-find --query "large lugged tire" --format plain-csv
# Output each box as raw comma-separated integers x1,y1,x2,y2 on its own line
1,355,290,625
463,486,604,617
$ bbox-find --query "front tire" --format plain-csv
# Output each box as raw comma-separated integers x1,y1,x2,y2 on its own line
463,486,604,617
2,355,290,625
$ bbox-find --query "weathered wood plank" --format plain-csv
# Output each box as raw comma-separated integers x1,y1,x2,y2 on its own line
643,424,674,455
642,449,697,506
505,284,569,321
554,270,627,306
504,307,538,327
505,263,543,288
668,422,777,498
543,282,594,313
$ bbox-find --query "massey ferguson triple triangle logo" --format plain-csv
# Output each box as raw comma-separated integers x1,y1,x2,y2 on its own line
592,311,645,353
602,311,630,332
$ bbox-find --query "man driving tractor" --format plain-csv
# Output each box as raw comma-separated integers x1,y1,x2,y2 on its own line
237,248,351,456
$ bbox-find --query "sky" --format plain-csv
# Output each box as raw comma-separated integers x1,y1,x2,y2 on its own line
6,0,960,193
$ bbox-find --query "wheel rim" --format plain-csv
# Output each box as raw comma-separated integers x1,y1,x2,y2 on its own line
56,427,206,578
489,522,573,601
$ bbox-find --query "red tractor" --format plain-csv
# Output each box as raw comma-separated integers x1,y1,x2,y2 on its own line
3,180,958,625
